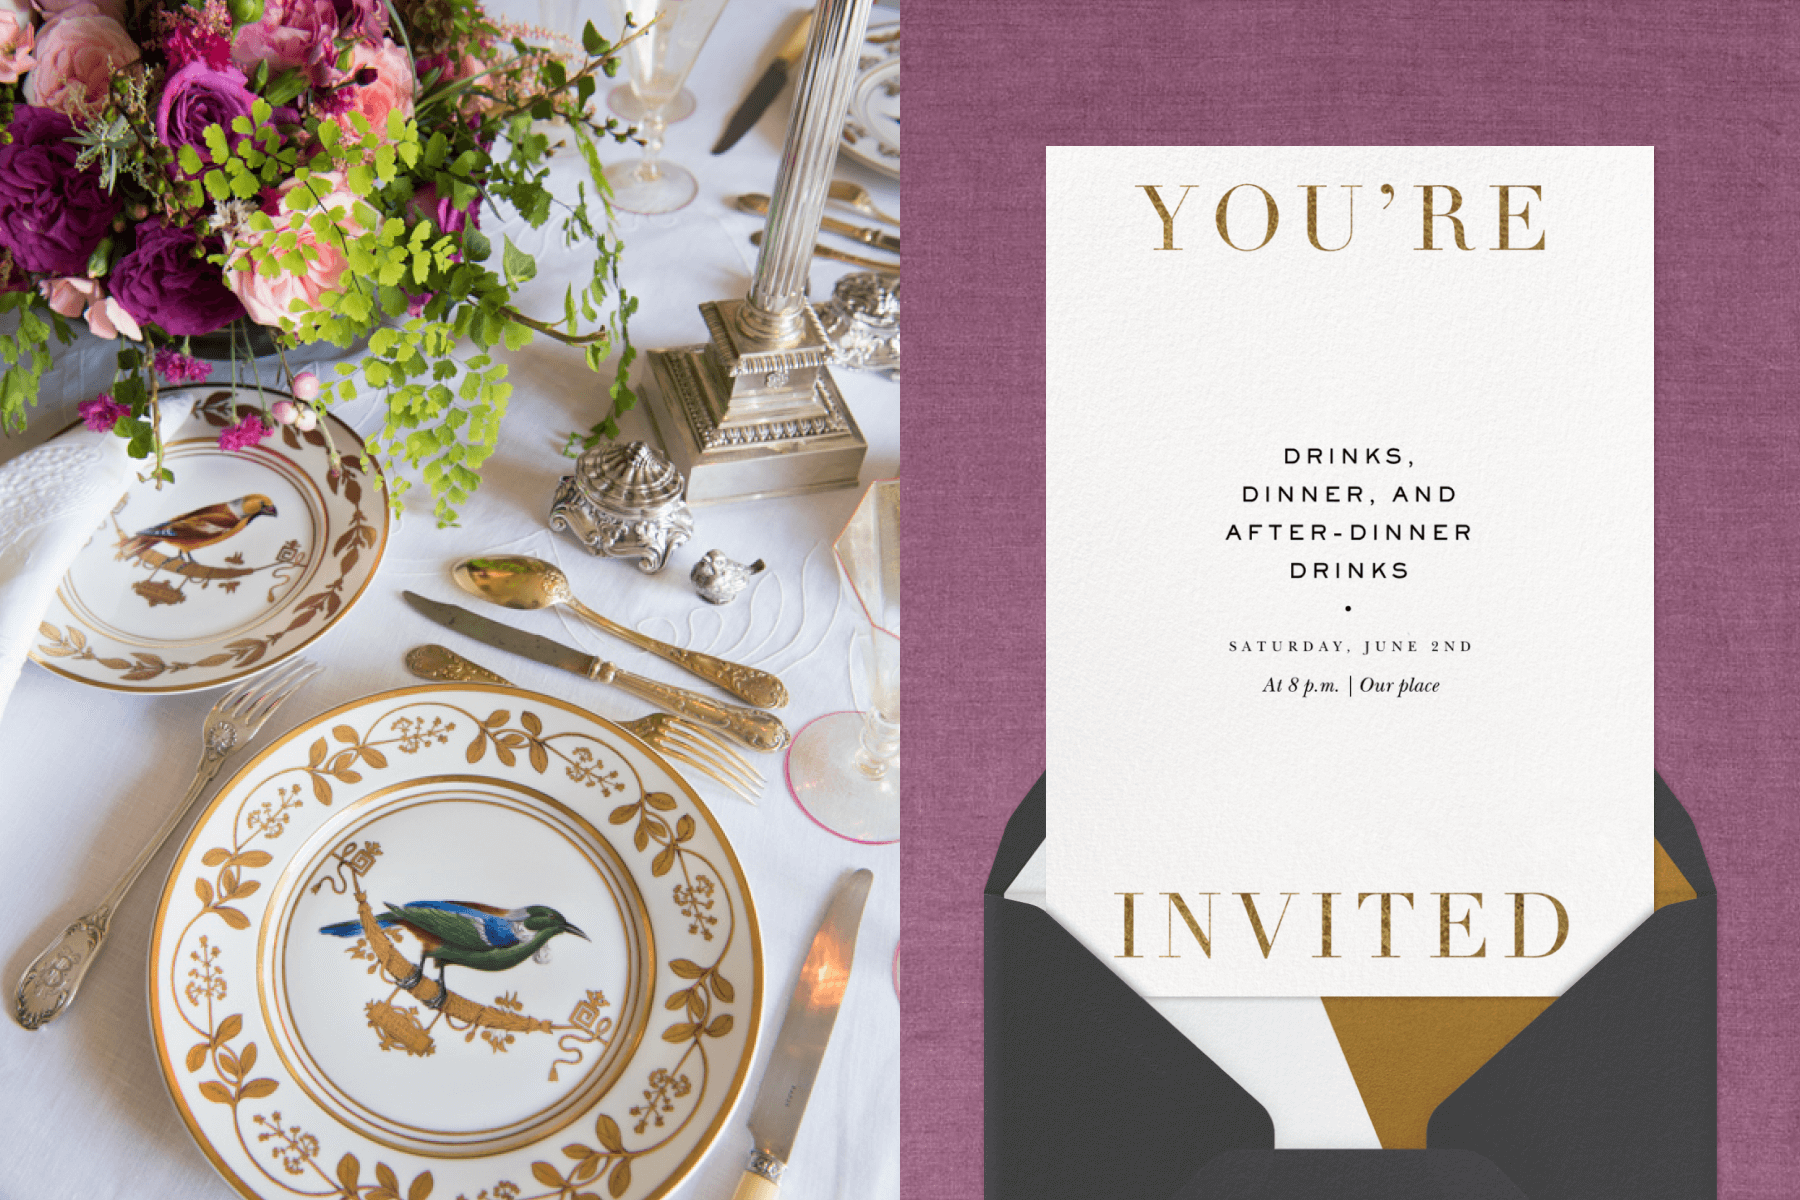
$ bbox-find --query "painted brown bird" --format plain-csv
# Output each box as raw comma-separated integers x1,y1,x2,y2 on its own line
122,494,279,565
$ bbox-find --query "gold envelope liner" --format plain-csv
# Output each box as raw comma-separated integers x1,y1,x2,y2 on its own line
1322,839,1699,1150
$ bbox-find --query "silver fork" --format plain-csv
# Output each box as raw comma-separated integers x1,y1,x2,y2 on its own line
404,644,766,804
14,658,322,1029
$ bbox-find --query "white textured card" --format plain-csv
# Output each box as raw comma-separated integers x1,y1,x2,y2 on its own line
1045,146,1653,996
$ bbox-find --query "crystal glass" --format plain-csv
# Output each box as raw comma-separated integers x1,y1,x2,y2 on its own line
603,0,731,214
787,480,899,843
608,83,696,123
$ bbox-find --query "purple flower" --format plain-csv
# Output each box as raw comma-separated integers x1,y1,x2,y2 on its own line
408,181,479,234
108,221,247,336
153,348,214,384
156,61,258,158
0,105,122,277
218,413,272,453
78,392,127,433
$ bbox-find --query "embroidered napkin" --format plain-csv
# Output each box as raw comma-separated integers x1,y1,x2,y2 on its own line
0,399,193,721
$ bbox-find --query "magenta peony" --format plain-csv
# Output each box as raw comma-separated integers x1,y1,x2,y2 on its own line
78,392,128,433
407,181,480,235
0,106,121,276
111,222,248,336
153,348,215,384
217,413,272,453
22,3,139,119
157,61,258,157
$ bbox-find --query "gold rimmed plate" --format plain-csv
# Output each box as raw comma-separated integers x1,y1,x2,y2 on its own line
30,386,389,693
840,19,899,180
150,684,762,1200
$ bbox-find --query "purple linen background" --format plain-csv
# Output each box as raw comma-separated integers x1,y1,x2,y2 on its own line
903,2,1800,1197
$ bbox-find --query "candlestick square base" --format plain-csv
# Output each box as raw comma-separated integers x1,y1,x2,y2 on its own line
643,310,867,505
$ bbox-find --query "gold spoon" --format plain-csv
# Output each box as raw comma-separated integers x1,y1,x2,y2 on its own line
452,555,790,710
829,179,898,227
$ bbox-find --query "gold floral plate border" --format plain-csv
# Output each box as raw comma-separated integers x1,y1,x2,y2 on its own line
29,387,391,695
148,683,763,1200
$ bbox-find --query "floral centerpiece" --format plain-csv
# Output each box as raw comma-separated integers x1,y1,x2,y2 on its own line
0,0,642,520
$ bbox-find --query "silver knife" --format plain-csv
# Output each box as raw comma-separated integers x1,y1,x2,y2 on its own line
733,868,875,1200
712,10,815,155
400,591,790,753
735,193,900,254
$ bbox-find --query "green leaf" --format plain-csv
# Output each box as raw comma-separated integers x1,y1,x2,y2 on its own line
501,237,536,287
263,69,308,107
582,20,606,54
178,145,202,175
203,124,230,163
461,229,491,262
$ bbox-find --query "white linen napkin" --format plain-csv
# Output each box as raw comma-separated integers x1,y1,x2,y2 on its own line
0,399,194,721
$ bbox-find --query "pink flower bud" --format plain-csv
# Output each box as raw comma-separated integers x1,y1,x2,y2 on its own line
271,399,299,425
294,407,319,432
291,370,321,401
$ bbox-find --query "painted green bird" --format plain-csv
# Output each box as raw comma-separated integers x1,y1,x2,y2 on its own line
320,900,589,1008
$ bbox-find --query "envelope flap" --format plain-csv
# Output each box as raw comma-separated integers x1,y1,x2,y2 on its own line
985,773,1046,896
1654,772,1714,897
986,890,1273,1200
1171,1149,1527,1199
1427,891,1717,1198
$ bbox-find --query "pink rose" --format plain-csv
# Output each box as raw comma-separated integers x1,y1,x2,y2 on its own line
0,12,33,85
41,276,88,318
35,0,125,23
343,38,415,131
40,276,141,340
225,171,367,329
22,6,138,119
231,0,337,83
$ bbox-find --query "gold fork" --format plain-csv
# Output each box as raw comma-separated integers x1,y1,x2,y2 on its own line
15,657,323,1029
404,645,765,805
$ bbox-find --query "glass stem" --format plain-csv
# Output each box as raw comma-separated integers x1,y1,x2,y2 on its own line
854,705,899,779
639,110,666,182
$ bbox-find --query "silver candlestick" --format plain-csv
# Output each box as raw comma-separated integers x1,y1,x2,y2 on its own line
642,0,874,505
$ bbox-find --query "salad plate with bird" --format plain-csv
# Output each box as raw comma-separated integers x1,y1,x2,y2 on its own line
150,682,762,1200
28,386,389,694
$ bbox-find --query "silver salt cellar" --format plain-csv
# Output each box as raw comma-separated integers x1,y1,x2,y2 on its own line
550,440,695,573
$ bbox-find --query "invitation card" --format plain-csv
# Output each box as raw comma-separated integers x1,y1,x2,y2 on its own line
1045,146,1653,996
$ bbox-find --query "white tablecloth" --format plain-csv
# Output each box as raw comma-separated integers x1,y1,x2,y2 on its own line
0,3,899,1195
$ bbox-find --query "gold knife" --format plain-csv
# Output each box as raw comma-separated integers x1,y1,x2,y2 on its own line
736,193,900,254
750,230,897,274
401,591,790,753
732,869,874,1200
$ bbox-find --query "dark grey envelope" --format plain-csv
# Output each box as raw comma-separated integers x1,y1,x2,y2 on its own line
984,774,1716,1199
